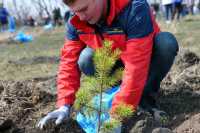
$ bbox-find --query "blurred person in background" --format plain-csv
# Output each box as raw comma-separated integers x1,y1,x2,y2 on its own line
27,16,35,27
0,4,9,32
198,0,200,11
181,0,189,16
147,0,161,19
172,0,183,21
162,0,174,23
187,0,195,14
193,0,200,14
53,7,62,26
43,14,52,25
8,16,16,32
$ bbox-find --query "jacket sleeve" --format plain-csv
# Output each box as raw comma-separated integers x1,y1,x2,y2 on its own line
56,20,85,108
112,1,158,111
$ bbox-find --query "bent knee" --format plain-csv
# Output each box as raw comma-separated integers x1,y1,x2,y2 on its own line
78,47,94,67
78,47,95,75
154,32,179,56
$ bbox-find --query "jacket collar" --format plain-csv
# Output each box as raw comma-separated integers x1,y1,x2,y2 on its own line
70,0,130,32
107,0,130,25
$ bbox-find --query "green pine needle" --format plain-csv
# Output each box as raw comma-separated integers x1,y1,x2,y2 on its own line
101,118,121,133
112,103,135,121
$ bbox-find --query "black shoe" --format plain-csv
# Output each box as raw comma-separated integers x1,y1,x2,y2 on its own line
139,95,169,126
151,108,169,126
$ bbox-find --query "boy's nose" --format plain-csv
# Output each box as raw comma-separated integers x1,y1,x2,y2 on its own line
77,13,87,21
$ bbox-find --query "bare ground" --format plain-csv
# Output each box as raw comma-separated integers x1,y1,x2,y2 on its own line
0,49,200,133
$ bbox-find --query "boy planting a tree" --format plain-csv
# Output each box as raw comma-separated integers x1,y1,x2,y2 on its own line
37,0,179,130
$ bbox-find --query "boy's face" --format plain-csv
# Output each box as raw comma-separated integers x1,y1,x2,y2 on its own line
68,0,104,24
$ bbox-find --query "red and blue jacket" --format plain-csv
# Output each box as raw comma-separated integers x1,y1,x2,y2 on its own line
57,0,160,111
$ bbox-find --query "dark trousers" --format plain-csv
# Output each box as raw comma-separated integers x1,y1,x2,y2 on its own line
78,32,179,110
172,2,183,20
164,4,173,21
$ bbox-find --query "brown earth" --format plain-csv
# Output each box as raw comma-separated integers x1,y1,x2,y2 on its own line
8,56,60,65
0,49,200,133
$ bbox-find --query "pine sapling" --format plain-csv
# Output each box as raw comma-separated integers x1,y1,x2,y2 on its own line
74,40,135,133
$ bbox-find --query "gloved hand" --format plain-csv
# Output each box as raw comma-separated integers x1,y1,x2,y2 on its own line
37,105,70,129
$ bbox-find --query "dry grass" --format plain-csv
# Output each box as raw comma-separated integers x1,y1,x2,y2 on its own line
0,15,200,80
159,15,200,57
0,26,65,80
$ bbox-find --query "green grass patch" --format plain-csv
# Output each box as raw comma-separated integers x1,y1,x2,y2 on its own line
0,26,65,80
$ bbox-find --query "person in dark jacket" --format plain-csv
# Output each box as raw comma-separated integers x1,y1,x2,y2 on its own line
0,5,9,31
37,0,179,129
53,7,62,26
172,0,183,20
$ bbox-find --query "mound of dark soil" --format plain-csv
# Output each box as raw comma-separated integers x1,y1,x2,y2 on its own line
159,50,200,133
0,79,84,133
175,49,200,70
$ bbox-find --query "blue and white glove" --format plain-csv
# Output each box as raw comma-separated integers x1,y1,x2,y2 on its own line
37,105,70,129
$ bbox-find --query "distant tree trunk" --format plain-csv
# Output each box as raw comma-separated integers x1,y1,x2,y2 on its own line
32,0,51,19
48,0,55,13
60,1,69,10
20,5,30,22
41,0,51,17
12,0,22,22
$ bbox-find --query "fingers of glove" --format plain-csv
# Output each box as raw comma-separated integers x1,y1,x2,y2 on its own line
37,115,52,129
55,114,66,125
37,120,45,129
47,110,60,118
